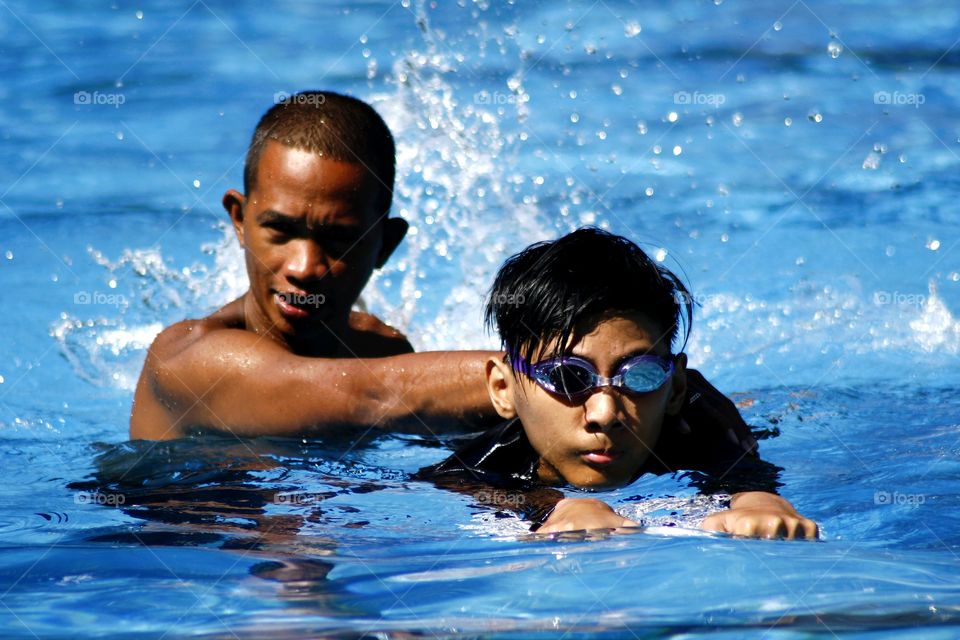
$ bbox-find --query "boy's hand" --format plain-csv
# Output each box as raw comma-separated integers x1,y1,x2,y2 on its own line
537,498,637,534
701,492,818,539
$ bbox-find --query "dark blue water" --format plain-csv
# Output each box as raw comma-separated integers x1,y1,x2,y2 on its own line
2,1,959,637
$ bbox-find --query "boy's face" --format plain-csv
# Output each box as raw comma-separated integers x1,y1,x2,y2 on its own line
485,313,687,490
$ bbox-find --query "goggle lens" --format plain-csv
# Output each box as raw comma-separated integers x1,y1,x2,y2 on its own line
529,355,674,401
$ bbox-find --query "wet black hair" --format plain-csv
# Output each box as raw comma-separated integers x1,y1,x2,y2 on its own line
243,90,396,214
484,227,693,366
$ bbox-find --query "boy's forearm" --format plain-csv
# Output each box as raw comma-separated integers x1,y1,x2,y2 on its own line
382,350,499,430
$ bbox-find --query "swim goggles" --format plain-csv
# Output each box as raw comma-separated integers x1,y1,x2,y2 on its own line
510,352,675,402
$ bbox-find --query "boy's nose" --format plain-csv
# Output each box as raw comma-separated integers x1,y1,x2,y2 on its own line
583,388,620,432
285,240,329,282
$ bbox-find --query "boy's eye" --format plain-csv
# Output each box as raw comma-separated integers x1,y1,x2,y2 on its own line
263,221,297,237
548,365,593,394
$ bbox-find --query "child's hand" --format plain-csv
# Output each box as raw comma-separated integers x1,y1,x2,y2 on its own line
537,498,637,533
701,492,818,539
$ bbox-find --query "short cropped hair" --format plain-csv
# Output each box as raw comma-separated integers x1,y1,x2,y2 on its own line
485,227,693,365
243,91,396,214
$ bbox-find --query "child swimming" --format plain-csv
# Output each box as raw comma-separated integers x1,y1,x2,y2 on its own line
420,227,817,538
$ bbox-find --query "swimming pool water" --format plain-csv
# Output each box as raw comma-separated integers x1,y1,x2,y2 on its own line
2,1,960,637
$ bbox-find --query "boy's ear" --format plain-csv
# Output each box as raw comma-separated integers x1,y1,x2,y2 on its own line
485,355,518,419
223,189,246,248
666,353,688,416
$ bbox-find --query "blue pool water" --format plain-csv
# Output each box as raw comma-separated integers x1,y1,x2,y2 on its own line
2,1,960,637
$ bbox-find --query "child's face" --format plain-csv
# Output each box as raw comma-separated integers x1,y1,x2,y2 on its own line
486,313,687,490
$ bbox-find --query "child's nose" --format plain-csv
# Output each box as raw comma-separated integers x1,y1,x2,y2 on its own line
583,388,620,432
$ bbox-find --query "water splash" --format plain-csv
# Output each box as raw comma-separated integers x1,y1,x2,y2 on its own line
51,228,244,390
362,0,549,350
910,282,960,354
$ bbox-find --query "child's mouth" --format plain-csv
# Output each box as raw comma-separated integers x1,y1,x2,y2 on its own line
581,449,622,465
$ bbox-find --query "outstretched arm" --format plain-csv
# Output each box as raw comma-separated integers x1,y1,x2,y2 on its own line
131,322,499,440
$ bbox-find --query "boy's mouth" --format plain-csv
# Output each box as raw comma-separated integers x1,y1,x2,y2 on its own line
581,449,622,465
273,290,327,319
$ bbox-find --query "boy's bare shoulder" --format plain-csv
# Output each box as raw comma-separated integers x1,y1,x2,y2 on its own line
345,310,414,356
147,298,246,361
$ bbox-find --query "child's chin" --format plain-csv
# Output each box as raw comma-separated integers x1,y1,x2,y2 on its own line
571,473,629,491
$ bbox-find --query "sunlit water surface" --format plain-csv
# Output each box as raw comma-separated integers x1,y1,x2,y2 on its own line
2,1,960,638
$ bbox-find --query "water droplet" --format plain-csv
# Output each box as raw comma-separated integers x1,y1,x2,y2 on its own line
597,130,607,140
644,187,654,196
654,248,667,262
808,111,823,123
570,113,580,123
611,84,623,96
862,152,881,170
720,233,729,242
569,90,577,99
899,154,907,164
885,245,896,257
652,145,662,155
732,112,743,126
784,117,792,126
667,111,678,123
624,21,641,37
949,272,959,282
108,279,117,289
359,34,368,44
827,41,843,58
705,115,715,126
115,131,124,140
927,239,941,251
192,179,201,188
584,43,597,55
135,10,143,19
796,256,805,265
773,21,782,31
672,145,682,156
636,122,647,135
